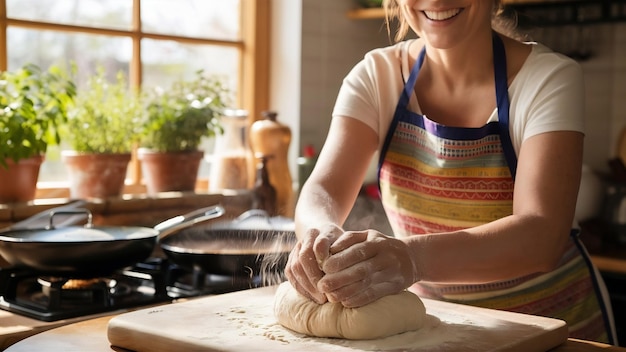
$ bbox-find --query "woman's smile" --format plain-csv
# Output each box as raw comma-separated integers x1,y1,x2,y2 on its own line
423,8,463,21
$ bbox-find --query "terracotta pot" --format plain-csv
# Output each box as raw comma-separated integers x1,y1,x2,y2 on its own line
0,155,44,203
62,151,131,199
137,149,203,195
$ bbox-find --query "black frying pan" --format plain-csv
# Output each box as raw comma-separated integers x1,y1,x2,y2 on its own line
158,209,296,277
0,205,225,276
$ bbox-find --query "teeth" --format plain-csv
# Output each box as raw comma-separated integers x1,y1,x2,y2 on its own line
424,9,462,21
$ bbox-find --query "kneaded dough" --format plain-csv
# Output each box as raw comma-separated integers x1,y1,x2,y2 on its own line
273,281,426,340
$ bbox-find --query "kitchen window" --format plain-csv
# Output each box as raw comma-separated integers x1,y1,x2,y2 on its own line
0,0,269,199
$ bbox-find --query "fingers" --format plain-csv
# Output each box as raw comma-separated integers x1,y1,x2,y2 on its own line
316,233,419,307
312,224,344,266
322,231,378,274
317,240,378,303
285,241,327,304
284,224,344,305
328,230,368,255
318,259,406,307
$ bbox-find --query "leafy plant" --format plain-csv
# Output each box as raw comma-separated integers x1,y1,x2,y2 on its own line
0,63,76,168
141,70,230,152
64,67,143,154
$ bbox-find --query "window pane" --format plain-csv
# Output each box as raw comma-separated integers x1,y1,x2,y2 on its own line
7,28,133,182
141,0,241,41
7,27,132,78
141,39,239,95
6,0,132,31
141,39,240,182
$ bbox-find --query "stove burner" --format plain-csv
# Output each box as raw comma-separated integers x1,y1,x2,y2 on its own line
0,262,170,322
35,277,109,308
166,265,262,297
0,258,273,322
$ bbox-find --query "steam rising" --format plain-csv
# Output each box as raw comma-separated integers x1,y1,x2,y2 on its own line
259,231,295,287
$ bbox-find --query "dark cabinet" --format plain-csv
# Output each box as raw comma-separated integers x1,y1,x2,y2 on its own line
602,271,626,346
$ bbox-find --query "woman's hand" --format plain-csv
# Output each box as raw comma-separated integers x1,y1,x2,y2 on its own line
317,230,420,308
284,223,344,304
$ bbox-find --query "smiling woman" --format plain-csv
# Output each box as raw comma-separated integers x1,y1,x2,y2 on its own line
381,0,525,42
0,0,270,200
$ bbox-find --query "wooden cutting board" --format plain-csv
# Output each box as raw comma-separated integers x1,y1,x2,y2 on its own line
107,286,568,352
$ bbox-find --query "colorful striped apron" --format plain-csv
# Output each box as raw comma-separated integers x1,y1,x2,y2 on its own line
378,33,615,344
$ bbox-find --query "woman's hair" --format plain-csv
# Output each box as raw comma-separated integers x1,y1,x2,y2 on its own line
382,0,527,42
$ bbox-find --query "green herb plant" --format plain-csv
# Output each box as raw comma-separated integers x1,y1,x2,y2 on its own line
141,70,230,152
0,63,76,168
64,67,143,154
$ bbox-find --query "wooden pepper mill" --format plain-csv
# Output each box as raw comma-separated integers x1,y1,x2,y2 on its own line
250,111,294,217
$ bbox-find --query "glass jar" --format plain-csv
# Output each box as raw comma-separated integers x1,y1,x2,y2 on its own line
209,109,252,192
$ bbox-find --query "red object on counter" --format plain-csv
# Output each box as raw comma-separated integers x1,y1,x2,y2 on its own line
303,144,316,158
364,183,380,200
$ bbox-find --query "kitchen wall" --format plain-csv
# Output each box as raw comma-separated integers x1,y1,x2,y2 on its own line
271,1,389,185
573,23,626,173
533,22,626,174
270,1,626,183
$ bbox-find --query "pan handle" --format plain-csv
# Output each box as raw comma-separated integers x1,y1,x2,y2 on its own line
46,209,94,230
4,201,89,231
155,204,225,240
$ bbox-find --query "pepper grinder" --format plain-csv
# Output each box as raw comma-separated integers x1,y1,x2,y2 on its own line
249,111,294,217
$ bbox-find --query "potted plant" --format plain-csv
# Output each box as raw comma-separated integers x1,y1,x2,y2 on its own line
138,70,230,195
61,67,144,199
0,63,76,203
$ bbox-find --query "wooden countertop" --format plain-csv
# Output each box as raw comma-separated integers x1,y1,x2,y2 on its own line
3,314,624,352
1,217,623,351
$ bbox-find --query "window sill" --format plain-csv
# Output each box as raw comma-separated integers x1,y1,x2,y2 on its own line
0,189,255,229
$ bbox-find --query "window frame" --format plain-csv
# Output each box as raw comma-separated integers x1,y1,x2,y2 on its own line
0,0,270,199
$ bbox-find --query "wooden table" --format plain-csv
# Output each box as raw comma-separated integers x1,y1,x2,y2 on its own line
4,310,624,351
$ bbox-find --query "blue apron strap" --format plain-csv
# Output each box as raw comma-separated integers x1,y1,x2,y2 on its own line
492,32,518,180
378,46,426,178
570,228,618,345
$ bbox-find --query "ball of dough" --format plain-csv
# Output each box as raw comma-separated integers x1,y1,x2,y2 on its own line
273,281,426,340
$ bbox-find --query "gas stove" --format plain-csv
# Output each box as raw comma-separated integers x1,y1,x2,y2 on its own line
0,257,262,322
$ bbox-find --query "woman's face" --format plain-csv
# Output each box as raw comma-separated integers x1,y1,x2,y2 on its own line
399,0,494,49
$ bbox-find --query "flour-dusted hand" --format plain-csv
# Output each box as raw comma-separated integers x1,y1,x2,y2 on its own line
284,223,344,304
317,230,420,308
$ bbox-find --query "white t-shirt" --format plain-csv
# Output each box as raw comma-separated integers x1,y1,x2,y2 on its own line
332,40,585,156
